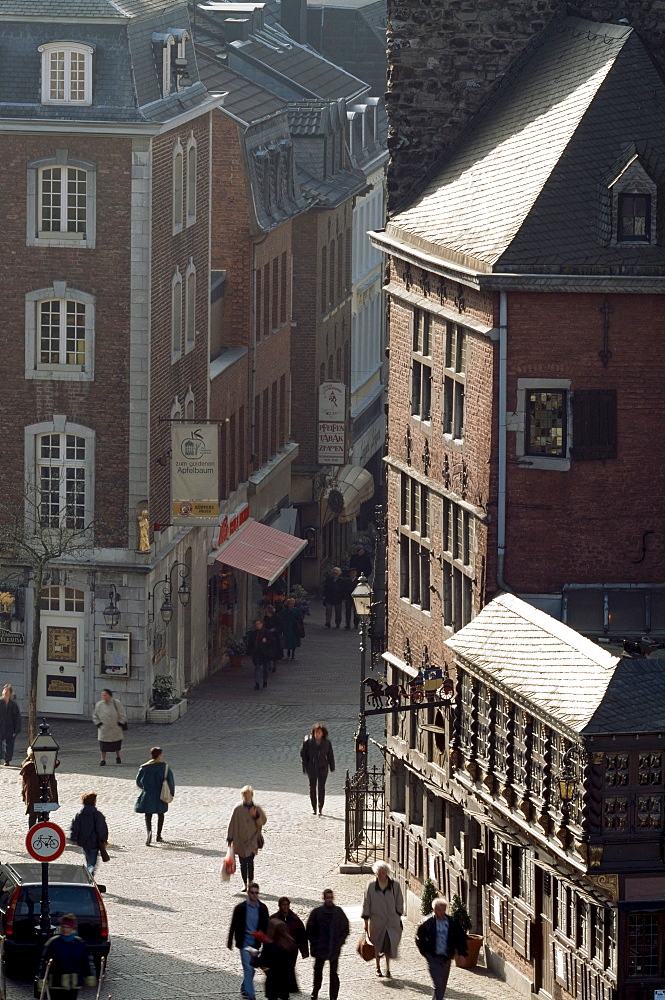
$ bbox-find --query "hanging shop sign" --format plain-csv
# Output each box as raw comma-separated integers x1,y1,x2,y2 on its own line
215,504,250,549
0,627,24,645
171,425,220,525
318,382,346,465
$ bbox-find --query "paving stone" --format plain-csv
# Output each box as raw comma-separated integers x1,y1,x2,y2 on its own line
0,607,522,1000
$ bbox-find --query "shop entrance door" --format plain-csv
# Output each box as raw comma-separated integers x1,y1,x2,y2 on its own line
535,866,554,996
37,587,85,715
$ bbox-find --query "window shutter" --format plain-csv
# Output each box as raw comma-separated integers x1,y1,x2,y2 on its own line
571,389,617,460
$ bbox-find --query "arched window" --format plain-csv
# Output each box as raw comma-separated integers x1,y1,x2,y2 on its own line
27,153,96,248
185,261,196,349
173,142,184,233
25,419,95,532
171,270,183,358
25,283,95,381
186,135,197,225
39,42,93,105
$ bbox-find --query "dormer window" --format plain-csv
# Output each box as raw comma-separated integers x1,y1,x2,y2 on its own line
618,194,651,242
39,42,93,106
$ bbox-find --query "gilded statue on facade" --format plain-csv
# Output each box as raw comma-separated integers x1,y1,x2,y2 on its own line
138,510,151,552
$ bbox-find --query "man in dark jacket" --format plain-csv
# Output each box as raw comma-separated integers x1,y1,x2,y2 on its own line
245,620,280,691
416,898,468,1000
306,889,349,1000
70,792,109,876
340,568,359,630
322,568,344,628
0,684,21,765
300,724,335,816
350,546,372,579
37,913,96,999
228,882,269,1000
271,896,309,993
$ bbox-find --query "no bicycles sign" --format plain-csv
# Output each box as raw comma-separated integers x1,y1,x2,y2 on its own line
25,822,66,862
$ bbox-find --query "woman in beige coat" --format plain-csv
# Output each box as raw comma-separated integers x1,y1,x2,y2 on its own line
226,784,267,890
362,861,404,978
92,688,127,765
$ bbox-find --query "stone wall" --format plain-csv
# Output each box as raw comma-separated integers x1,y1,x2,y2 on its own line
386,0,665,212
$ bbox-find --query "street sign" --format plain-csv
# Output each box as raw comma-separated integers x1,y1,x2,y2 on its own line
32,802,60,812
25,822,66,862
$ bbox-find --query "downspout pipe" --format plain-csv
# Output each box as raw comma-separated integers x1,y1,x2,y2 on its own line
496,290,513,594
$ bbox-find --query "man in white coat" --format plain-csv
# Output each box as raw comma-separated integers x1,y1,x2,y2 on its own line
362,861,404,978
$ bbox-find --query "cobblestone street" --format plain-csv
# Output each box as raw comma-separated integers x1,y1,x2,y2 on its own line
1,609,521,1000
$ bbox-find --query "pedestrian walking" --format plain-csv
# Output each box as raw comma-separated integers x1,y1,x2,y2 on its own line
70,793,109,877
340,568,359,630
92,688,127,765
300,724,335,816
245,620,280,690
226,785,267,890
134,746,175,845
21,747,59,828
262,605,284,670
361,861,403,978
257,919,298,1000
306,889,349,1000
271,897,309,994
279,599,304,659
227,881,269,1000
416,897,468,1000
0,684,21,765
322,567,344,628
36,914,96,1000
350,546,373,579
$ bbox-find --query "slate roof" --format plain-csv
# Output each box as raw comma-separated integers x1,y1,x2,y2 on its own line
296,163,365,206
445,593,619,734
228,22,368,101
583,659,665,735
197,53,287,123
388,16,665,273
0,0,185,17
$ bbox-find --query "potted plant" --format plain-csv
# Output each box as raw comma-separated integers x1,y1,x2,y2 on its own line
147,674,186,724
289,584,311,616
225,633,246,669
421,877,439,915
450,893,483,968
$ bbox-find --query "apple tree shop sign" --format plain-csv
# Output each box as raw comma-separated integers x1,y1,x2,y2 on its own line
171,425,220,525
318,382,346,465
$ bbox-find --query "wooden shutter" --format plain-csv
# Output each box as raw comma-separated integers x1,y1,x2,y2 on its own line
571,389,617,460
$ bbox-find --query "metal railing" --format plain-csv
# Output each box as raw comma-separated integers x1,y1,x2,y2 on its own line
344,764,385,864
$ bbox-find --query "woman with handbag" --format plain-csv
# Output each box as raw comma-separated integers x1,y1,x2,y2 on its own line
278,599,304,660
226,785,267,890
70,792,109,876
361,861,403,979
92,688,127,766
134,746,175,845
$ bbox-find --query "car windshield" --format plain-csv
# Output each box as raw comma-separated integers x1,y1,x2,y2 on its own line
16,886,99,920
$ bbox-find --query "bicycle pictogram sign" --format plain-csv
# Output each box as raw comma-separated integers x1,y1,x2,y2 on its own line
25,821,66,862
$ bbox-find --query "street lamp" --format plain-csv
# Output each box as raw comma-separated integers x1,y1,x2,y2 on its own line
148,561,191,625
103,584,121,629
557,743,588,845
29,720,60,934
352,574,372,772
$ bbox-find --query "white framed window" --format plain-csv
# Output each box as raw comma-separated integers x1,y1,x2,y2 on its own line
25,418,95,533
171,269,183,360
39,42,93,105
173,141,184,233
185,260,196,350
25,283,95,381
513,378,572,471
27,153,96,248
443,321,467,442
153,32,174,97
411,308,432,422
184,387,195,421
399,472,431,613
186,134,197,225
173,28,190,93
442,497,475,632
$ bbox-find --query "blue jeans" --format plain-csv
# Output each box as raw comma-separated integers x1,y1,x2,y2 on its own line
253,659,269,685
426,954,451,1000
241,944,256,997
83,847,98,875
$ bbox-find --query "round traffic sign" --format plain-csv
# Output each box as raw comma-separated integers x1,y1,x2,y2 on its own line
25,822,66,862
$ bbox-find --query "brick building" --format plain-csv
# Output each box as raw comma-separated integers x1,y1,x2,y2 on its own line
371,7,665,999
0,0,223,719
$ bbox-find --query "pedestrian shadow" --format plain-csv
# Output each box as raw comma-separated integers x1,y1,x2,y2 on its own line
104,893,177,913
151,841,221,856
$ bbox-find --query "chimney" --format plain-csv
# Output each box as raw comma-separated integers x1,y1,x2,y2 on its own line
223,17,250,42
385,0,665,213
281,0,307,44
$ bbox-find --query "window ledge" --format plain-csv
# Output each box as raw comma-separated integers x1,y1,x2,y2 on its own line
517,456,570,472
28,368,92,382
31,236,90,249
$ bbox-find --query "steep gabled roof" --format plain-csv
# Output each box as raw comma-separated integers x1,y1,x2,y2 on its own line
387,16,665,273
583,658,665,735
197,53,287,124
0,0,186,18
446,593,619,733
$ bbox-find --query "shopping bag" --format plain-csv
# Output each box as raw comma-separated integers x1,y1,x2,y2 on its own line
160,764,174,803
357,934,375,962
220,846,236,881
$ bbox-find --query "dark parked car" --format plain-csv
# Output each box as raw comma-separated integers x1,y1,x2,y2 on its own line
0,862,110,979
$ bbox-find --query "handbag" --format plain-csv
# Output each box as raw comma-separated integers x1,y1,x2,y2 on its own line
256,830,264,850
99,843,110,863
357,934,375,962
160,764,174,804
296,616,305,639
220,846,236,882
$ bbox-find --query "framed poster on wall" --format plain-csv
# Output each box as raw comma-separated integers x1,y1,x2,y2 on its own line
99,632,131,676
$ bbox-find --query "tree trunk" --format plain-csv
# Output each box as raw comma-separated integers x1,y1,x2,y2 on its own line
28,565,43,741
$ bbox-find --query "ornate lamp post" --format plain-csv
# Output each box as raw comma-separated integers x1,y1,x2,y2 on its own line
557,743,588,849
103,584,121,629
29,720,60,933
148,562,191,625
352,573,372,771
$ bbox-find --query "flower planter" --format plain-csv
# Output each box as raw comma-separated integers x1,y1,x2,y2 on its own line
455,934,484,969
178,698,188,718
146,701,182,724
228,654,244,669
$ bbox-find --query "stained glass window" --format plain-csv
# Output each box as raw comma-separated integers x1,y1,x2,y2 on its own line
526,390,566,457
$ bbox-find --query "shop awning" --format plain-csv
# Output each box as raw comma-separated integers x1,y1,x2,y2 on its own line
322,464,374,526
213,519,307,584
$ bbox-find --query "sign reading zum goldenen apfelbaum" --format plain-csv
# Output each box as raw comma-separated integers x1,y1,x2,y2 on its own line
171,425,219,526
318,382,346,465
